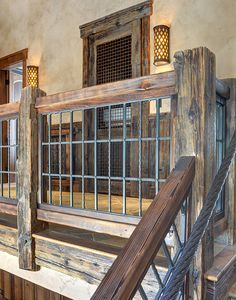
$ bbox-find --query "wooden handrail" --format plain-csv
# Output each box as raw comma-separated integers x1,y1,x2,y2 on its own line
92,156,195,300
0,102,20,120
35,71,176,113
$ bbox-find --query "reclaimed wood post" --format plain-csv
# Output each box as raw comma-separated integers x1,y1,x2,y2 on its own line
173,47,216,299
17,86,46,270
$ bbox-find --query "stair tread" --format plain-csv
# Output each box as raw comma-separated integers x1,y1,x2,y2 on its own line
205,245,236,282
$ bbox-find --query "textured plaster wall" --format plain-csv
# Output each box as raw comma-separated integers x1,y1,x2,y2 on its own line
0,0,235,95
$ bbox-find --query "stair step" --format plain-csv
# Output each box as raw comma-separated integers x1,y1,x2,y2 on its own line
229,283,236,299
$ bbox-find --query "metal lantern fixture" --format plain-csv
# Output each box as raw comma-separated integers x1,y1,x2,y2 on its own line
153,25,170,66
27,65,39,87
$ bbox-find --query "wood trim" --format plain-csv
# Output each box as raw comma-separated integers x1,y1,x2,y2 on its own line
0,202,17,216
37,208,136,238
141,16,150,76
79,1,153,38
0,103,19,120
205,245,236,299
92,156,195,300
214,217,228,237
216,78,230,100
0,49,28,70
36,71,176,113
0,49,28,88
38,203,140,225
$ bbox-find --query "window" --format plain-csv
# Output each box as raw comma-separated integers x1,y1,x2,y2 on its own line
215,94,226,220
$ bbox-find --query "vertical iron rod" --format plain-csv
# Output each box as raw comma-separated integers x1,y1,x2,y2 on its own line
59,113,62,205
155,99,160,193
48,114,52,204
0,122,2,197
108,106,111,212
70,111,73,207
138,101,142,217
82,110,85,208
94,108,98,210
122,103,126,215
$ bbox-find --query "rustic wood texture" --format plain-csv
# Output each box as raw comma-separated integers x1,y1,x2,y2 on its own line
0,102,19,120
92,156,195,300
36,71,176,113
37,208,136,238
79,0,152,38
224,79,236,244
81,1,151,87
0,214,17,256
17,87,46,270
0,202,17,216
173,47,216,299
34,230,116,285
38,203,140,225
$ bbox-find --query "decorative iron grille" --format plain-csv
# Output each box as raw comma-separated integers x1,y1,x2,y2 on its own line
0,118,18,200
40,97,172,217
96,35,132,85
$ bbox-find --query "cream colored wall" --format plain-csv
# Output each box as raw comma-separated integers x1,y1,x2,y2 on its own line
0,0,235,94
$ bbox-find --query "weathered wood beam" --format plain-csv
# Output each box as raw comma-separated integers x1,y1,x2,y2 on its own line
36,71,176,113
0,102,19,120
17,86,46,270
173,47,216,299
79,0,153,38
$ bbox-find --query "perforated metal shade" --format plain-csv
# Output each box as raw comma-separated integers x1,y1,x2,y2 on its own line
27,65,39,87
153,25,170,66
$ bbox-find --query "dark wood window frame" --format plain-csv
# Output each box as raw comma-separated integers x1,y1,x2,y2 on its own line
0,49,28,89
79,0,153,87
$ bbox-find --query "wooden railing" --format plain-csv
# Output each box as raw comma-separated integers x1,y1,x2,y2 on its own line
92,156,195,300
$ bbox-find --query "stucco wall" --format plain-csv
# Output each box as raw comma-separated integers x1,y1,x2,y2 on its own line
0,0,235,94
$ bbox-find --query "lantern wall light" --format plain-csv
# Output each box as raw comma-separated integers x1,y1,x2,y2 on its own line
153,25,170,66
27,65,39,87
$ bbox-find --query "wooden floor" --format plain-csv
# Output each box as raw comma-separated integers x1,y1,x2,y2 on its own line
49,191,153,216
3,183,154,216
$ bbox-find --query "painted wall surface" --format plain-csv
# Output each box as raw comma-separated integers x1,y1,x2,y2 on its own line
0,0,235,95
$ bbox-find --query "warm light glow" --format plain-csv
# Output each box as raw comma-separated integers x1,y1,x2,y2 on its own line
27,66,39,87
153,25,170,66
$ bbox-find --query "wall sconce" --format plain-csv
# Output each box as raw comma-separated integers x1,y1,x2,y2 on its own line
27,65,39,87
153,25,170,66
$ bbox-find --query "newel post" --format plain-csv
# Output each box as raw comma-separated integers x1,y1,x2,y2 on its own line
17,86,46,270
173,47,216,299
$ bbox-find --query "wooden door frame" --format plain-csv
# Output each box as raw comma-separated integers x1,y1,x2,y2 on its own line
0,48,28,88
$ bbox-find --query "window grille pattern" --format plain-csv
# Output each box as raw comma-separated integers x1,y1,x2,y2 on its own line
0,118,18,200
96,35,132,85
40,97,172,217
134,195,190,300
215,94,226,217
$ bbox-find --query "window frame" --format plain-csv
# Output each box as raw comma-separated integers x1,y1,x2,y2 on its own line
80,0,152,87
